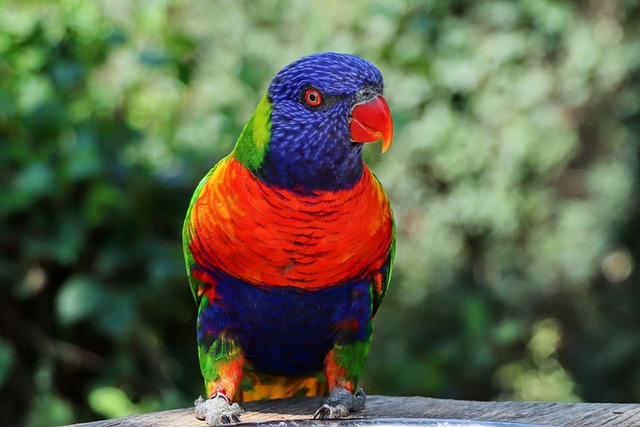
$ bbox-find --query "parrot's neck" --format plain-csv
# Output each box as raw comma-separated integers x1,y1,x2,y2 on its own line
233,92,365,192
257,145,365,193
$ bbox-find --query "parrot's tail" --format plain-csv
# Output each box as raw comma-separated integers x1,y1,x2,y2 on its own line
234,372,329,402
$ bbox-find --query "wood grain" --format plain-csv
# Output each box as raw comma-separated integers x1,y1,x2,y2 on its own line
63,396,640,427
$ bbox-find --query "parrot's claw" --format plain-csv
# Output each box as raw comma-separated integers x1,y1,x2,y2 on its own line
313,387,366,419
314,403,349,419
194,395,244,425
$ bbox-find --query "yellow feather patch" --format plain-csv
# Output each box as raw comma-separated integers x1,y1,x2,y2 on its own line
252,93,272,155
235,372,328,402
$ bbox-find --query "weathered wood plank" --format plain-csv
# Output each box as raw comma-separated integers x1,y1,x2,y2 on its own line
64,396,640,427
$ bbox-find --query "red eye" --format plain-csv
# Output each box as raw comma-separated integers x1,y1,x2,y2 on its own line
304,89,322,107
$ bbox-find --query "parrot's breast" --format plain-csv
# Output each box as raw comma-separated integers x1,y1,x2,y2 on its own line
187,156,393,290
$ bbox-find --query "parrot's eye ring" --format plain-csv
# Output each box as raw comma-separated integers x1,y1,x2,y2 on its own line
304,88,322,107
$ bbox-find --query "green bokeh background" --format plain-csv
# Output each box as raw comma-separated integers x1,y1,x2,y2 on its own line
2,1,640,425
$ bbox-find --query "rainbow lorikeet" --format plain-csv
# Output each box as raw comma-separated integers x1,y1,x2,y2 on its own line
183,52,395,425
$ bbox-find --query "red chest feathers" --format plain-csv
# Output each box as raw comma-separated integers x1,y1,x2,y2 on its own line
188,157,393,290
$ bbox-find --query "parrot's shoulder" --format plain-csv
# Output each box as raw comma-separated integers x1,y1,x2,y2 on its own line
182,155,239,302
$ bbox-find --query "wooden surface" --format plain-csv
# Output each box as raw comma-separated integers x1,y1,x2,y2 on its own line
64,395,640,427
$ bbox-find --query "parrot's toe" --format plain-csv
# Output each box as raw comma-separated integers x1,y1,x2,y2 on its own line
314,403,349,419
313,387,366,419
194,395,244,425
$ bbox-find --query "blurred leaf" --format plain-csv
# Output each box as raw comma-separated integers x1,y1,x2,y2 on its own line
17,75,52,113
24,391,75,427
62,128,103,180
13,161,54,198
0,338,15,389
88,387,139,419
492,320,526,346
494,319,582,402
82,183,128,225
56,276,108,325
97,292,135,340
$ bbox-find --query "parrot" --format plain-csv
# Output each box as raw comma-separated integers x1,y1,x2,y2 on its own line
182,52,395,425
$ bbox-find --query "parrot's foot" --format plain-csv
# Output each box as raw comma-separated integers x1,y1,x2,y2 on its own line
313,387,366,419
194,393,244,425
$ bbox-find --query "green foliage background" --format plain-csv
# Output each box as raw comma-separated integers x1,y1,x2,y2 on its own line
2,0,640,425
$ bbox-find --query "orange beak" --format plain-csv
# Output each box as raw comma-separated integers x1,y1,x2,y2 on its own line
349,95,393,153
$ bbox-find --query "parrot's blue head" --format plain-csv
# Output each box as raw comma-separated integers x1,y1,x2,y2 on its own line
258,52,393,192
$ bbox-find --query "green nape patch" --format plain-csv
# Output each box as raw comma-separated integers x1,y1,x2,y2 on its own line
232,92,272,171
